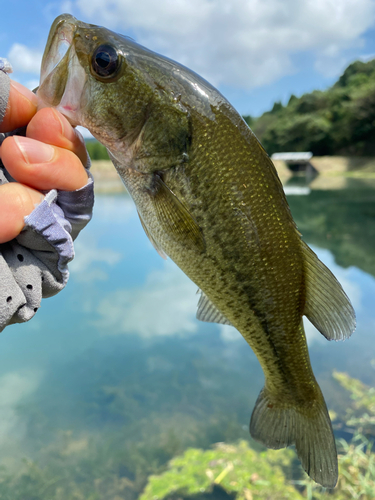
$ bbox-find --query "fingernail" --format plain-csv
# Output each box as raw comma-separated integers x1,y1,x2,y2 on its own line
10,80,38,106
51,108,65,136
14,136,55,164
52,108,78,143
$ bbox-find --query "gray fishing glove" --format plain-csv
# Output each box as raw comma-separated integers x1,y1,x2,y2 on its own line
0,58,94,331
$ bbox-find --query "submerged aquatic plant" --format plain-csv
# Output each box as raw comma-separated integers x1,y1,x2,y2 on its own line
295,371,375,500
140,441,302,500
0,370,375,499
140,370,375,500
332,370,375,436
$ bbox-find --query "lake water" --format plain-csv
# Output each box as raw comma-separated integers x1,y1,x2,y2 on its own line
1,174,375,498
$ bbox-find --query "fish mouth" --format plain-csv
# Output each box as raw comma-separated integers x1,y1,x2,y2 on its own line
39,14,76,86
37,14,86,125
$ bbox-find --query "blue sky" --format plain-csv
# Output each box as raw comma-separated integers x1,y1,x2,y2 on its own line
2,0,375,119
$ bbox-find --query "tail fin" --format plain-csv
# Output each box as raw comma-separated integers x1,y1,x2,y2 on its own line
250,387,338,488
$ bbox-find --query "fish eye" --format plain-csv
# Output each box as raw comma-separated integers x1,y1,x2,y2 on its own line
91,44,121,79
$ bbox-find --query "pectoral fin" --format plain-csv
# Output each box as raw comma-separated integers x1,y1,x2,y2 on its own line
196,290,233,326
137,210,167,260
152,175,205,253
302,241,356,340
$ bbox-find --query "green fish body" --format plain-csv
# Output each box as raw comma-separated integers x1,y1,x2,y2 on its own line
37,14,356,488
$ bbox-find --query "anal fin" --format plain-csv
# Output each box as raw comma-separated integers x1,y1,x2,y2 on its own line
196,291,233,326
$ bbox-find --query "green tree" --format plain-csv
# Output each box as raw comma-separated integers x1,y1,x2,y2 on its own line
250,58,375,156
85,140,110,160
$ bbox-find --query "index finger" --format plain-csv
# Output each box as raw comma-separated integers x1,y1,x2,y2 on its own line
0,80,38,133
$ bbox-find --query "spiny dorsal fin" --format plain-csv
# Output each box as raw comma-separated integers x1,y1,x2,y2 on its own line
302,241,356,341
196,291,233,326
153,175,205,253
137,210,167,260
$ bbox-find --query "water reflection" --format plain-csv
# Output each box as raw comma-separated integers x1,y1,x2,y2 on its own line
288,176,375,277
0,177,373,497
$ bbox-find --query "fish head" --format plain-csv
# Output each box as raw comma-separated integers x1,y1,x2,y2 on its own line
38,14,158,155
37,14,220,167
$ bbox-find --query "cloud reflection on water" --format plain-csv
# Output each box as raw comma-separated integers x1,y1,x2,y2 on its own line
96,262,199,337
0,370,42,465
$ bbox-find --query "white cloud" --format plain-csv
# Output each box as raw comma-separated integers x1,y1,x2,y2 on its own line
73,0,375,89
309,246,362,311
7,44,43,75
96,261,198,337
359,52,375,62
0,371,41,450
304,316,325,345
69,238,123,281
61,0,74,13
220,324,242,342
90,194,135,223
26,79,40,91
68,196,135,282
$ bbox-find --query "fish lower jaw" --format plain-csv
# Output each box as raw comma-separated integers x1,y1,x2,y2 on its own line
55,104,81,127
36,95,80,127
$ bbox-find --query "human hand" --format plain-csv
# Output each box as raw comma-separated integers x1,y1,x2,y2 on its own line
0,80,89,243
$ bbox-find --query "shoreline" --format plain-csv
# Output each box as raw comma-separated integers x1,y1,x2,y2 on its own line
90,156,375,193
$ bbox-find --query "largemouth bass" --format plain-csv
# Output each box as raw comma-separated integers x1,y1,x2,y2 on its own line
37,14,356,488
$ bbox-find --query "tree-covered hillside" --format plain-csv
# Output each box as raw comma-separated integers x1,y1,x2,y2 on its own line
247,59,375,156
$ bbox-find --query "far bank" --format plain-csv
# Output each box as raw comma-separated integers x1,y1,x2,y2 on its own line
90,157,375,193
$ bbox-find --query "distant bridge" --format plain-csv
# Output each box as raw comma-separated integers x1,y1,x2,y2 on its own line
271,152,317,175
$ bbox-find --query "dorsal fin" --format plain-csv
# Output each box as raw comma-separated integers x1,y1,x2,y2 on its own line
302,241,356,341
196,291,233,326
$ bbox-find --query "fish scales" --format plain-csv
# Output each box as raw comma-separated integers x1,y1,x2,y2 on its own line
37,14,356,488
178,111,309,387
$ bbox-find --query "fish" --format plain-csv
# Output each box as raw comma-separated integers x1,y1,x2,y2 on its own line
37,14,356,488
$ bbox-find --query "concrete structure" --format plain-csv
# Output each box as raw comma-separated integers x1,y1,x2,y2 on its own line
271,152,317,175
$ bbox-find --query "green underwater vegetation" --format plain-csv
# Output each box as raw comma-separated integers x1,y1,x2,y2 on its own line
136,370,375,500
0,369,374,499
140,442,301,500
